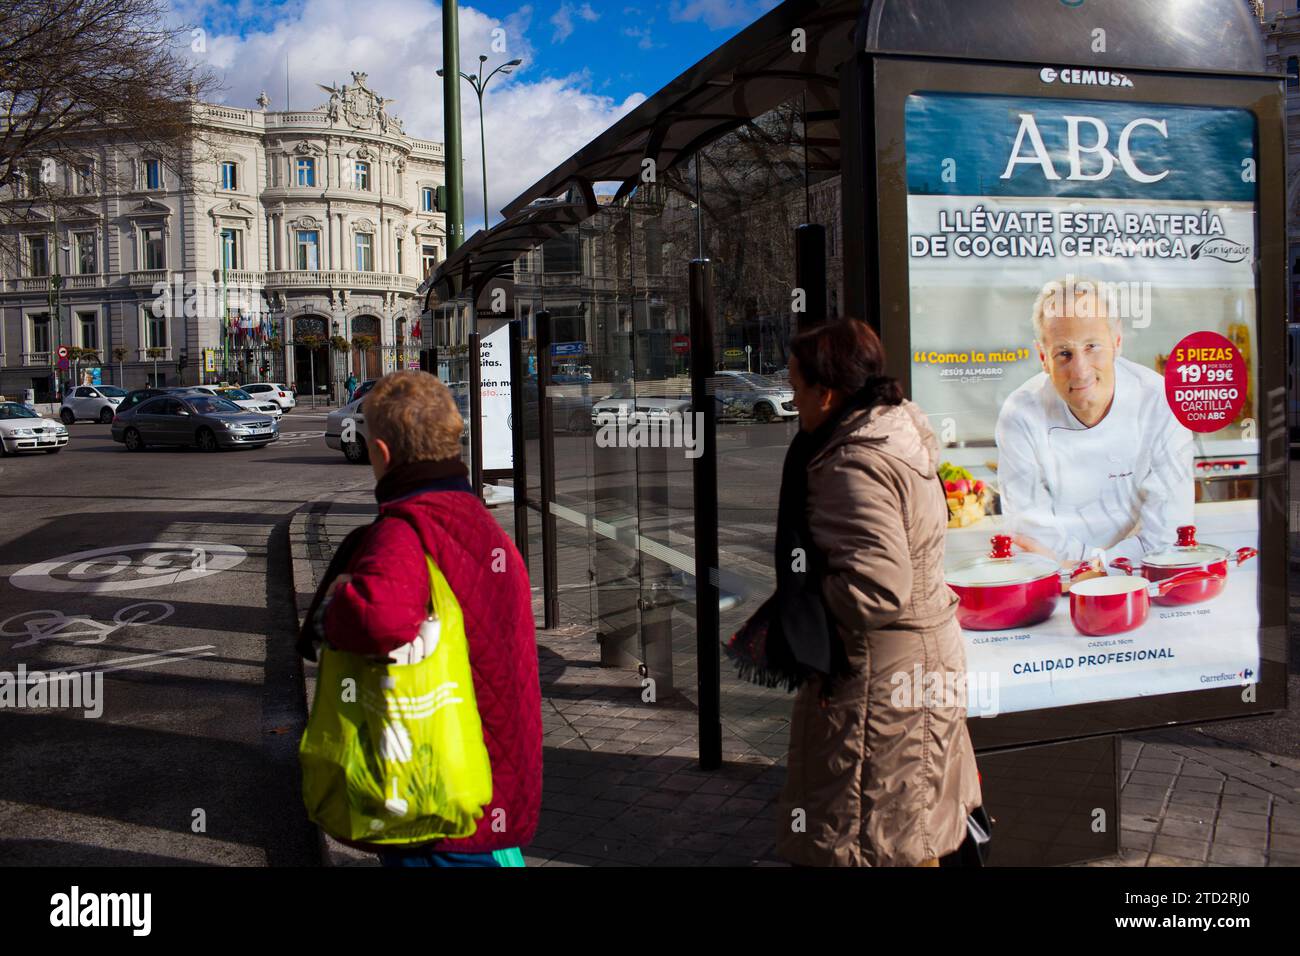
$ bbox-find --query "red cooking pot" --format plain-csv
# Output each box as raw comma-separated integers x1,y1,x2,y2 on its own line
1110,525,1256,607
1070,569,1218,636
947,535,1089,631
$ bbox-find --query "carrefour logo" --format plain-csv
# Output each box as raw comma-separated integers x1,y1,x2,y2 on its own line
1040,66,1135,88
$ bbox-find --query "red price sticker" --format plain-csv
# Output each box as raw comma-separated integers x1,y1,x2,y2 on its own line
1164,331,1247,433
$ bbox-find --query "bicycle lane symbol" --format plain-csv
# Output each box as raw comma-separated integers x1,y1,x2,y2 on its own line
1,602,176,650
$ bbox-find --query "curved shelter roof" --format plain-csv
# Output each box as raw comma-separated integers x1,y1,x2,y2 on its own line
422,0,1269,309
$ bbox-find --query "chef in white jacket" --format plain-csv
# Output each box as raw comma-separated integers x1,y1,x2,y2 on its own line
994,277,1194,566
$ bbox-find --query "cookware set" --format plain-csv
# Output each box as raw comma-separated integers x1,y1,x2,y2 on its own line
946,526,1253,637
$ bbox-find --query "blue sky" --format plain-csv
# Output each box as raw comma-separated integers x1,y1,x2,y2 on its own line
176,0,780,224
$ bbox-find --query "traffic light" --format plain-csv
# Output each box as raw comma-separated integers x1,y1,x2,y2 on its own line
177,348,189,372
434,185,448,213
260,361,270,378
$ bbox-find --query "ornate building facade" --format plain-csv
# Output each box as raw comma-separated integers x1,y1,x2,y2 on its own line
0,73,445,401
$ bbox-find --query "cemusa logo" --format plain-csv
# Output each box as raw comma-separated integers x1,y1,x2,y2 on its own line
1040,66,1135,88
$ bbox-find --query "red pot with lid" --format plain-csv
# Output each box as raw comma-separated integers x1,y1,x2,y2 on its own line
1110,525,1256,607
947,535,1064,631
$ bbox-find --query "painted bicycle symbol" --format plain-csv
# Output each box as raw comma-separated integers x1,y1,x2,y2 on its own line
0,602,175,649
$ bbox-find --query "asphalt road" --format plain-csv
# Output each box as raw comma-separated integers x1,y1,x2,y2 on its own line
0,408,365,865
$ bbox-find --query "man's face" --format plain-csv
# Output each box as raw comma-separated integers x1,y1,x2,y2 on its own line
1037,298,1120,427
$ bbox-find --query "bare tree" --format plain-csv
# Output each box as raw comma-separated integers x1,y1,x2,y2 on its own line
0,0,218,189
0,0,220,275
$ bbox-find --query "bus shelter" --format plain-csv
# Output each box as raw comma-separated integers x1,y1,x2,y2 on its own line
423,0,1288,865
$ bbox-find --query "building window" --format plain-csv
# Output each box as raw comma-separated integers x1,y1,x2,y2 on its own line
421,186,435,212
355,161,370,190
144,158,162,190
422,244,439,278
75,161,95,195
78,312,98,350
220,161,238,190
142,226,165,270
296,230,320,271
220,228,240,270
31,313,52,355
396,236,403,273
1289,56,1299,89
355,233,373,272
147,310,167,348
542,234,580,274
295,157,316,187
26,236,49,277
74,232,97,274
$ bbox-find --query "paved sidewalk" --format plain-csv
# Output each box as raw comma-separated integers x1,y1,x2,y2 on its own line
289,484,1300,866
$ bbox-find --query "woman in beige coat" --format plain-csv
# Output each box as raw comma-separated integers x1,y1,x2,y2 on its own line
773,319,982,867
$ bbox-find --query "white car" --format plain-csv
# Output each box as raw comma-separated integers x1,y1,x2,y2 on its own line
61,385,127,424
1,401,69,455
213,387,284,420
324,390,370,464
241,382,296,411
708,371,797,422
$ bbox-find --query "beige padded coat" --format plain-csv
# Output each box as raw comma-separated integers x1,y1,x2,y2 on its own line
775,399,982,867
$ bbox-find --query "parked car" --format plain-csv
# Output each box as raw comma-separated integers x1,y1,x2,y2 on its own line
324,391,370,463
111,394,278,452
708,371,797,422
591,387,704,426
240,382,297,411
116,387,170,413
214,387,283,420
61,385,127,424
0,401,69,455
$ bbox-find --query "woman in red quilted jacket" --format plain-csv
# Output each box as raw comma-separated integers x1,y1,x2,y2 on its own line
298,371,542,866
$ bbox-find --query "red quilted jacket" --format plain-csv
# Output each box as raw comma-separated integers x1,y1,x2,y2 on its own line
321,469,542,853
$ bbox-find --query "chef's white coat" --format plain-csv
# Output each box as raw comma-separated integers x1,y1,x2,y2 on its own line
993,356,1195,566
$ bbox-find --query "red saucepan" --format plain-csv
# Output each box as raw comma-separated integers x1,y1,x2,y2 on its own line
1070,569,1219,636
947,535,1097,631
1110,525,1256,607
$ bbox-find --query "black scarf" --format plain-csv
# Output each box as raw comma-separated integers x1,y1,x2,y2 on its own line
724,381,897,692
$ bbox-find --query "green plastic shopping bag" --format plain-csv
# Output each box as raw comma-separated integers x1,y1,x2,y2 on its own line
300,554,493,846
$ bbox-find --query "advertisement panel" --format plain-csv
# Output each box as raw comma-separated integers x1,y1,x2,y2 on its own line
479,324,513,471
904,90,1261,716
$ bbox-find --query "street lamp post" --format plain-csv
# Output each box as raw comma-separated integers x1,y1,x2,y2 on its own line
438,56,522,233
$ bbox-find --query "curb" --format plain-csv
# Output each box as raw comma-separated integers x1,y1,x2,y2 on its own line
288,484,380,867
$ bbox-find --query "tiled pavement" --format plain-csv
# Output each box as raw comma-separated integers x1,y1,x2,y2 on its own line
289,484,1300,866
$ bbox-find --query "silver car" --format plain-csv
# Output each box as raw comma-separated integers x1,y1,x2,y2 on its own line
61,384,127,424
111,394,278,452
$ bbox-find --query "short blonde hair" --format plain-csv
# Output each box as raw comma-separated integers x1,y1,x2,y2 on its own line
1031,276,1120,344
364,371,463,465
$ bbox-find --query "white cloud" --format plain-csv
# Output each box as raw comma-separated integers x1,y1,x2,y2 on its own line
550,2,600,44
668,0,779,30
176,0,643,227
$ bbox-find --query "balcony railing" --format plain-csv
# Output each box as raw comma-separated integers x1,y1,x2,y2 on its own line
138,347,171,362
129,270,169,289
64,274,101,290
264,270,418,293
13,276,52,292
22,352,52,366
215,270,266,286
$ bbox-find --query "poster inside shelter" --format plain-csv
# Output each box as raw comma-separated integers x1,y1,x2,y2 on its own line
904,92,1261,715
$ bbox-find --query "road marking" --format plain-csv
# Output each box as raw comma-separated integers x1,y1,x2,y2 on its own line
1,602,175,649
22,646,217,684
10,542,247,593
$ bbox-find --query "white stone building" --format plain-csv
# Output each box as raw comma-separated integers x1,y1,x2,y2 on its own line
0,73,446,401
